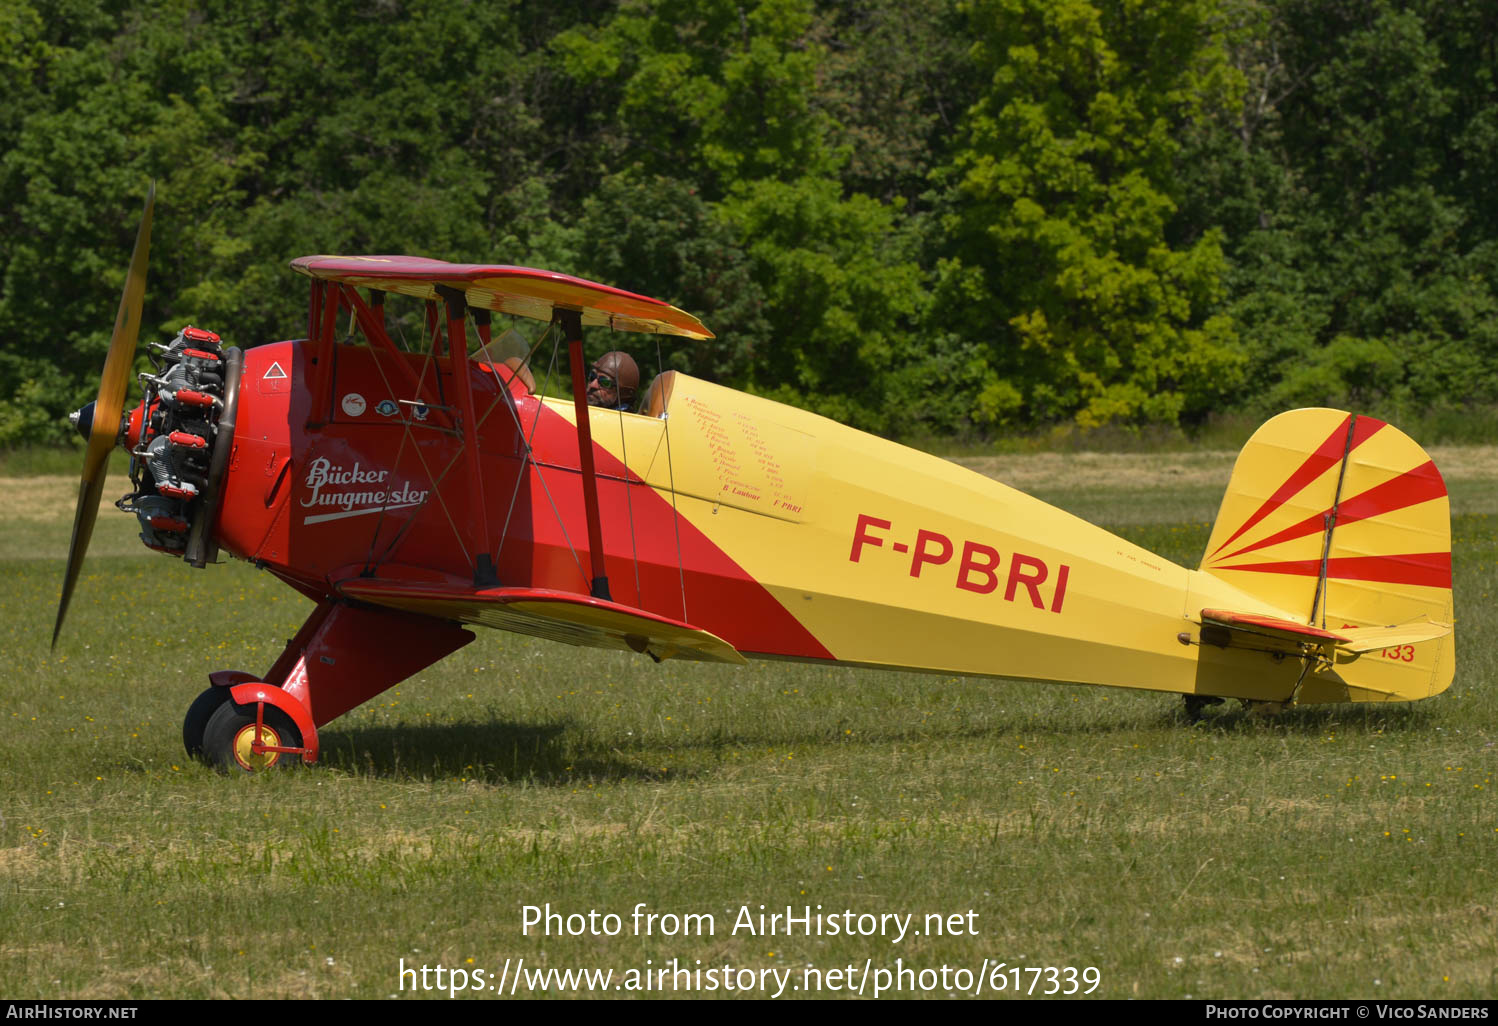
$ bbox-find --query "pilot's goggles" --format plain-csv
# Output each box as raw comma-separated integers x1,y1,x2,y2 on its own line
587,368,616,389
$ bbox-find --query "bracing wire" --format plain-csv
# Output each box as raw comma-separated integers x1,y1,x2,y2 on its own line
489,326,589,588
351,288,449,573
358,318,415,574
364,292,471,570
657,337,688,622
616,402,643,604
493,322,558,564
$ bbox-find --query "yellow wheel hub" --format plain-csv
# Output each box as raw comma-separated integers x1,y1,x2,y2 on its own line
231,721,282,771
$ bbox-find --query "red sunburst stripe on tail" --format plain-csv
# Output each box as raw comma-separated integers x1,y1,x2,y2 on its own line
1207,415,1385,560
1212,551,1451,589
1215,460,1446,562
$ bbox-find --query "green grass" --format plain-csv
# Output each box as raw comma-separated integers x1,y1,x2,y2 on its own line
1,458,1494,999
0,444,135,478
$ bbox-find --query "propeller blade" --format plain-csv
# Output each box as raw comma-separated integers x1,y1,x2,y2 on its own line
53,183,155,649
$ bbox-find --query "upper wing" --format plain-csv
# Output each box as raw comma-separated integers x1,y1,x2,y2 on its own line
290,255,712,339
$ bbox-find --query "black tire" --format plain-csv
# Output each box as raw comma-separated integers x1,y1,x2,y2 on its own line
202,699,304,773
183,687,232,760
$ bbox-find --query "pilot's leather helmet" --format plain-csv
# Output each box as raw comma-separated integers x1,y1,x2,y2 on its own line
592,351,640,403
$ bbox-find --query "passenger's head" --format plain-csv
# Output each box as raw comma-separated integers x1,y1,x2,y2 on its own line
586,351,640,408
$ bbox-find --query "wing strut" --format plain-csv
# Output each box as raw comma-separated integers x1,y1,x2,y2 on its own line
305,280,339,427
437,285,498,586
557,308,611,600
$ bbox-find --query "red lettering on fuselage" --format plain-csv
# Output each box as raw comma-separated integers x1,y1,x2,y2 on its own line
849,514,1070,614
849,513,892,562
1005,553,1048,608
909,529,952,577
1051,563,1070,613
957,540,1001,594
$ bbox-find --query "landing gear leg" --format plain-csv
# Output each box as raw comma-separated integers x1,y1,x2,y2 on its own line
1183,694,1224,723
186,599,476,772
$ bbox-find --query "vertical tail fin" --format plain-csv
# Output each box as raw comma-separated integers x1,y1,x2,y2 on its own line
1199,409,1454,702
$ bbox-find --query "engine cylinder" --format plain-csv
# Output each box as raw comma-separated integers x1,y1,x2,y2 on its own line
120,327,238,559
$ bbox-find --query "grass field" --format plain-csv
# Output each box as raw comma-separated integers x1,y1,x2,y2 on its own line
2,448,1495,1000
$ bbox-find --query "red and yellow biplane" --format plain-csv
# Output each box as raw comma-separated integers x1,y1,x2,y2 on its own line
56,190,1456,771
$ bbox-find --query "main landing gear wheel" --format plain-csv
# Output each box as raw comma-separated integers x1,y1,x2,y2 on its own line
202,699,304,773
183,687,232,759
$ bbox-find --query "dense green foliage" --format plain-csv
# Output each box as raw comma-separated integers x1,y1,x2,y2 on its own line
3,0,1496,444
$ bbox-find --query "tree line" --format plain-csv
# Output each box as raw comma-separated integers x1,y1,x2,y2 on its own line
3,0,1495,446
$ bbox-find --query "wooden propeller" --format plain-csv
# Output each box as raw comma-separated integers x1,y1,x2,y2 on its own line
53,183,155,649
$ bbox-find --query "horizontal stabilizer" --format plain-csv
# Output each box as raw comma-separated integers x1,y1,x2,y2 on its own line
1330,619,1452,654
1198,608,1451,656
1199,608,1348,650
338,578,746,665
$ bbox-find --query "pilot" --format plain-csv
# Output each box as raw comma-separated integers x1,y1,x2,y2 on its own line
586,351,640,411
